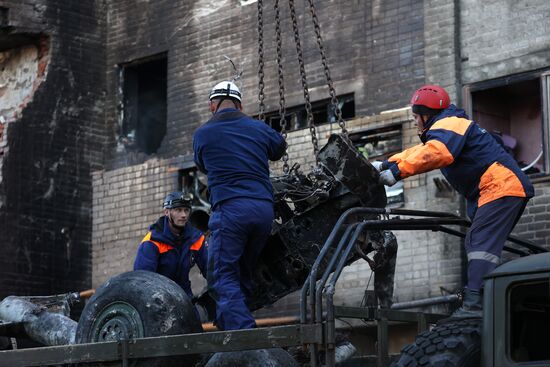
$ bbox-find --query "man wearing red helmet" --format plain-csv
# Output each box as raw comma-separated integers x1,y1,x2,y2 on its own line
374,85,534,319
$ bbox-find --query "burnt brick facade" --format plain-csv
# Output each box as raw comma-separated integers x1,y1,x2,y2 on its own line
104,0,426,169
0,1,105,297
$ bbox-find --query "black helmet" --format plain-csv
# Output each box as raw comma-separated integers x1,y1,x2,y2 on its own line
162,191,193,209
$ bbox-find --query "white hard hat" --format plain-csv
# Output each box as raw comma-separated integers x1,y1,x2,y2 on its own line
209,81,242,102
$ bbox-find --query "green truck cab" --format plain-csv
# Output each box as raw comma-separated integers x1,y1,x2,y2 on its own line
483,252,550,366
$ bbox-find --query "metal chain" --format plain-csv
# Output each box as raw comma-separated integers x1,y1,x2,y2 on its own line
288,0,320,164
306,0,347,135
257,0,266,122
275,0,290,174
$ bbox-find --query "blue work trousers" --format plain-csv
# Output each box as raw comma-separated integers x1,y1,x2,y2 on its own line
465,196,528,290
207,198,274,330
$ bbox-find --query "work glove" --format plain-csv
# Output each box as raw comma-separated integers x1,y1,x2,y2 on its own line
379,170,397,186
370,160,385,172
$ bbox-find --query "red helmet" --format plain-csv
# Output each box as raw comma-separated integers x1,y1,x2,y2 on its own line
410,85,450,110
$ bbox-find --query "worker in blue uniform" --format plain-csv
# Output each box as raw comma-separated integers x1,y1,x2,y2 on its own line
193,81,286,330
134,192,208,299
373,85,534,319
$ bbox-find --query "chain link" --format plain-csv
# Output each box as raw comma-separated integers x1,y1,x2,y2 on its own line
257,0,266,122
288,0,320,164
306,0,347,135
275,0,290,174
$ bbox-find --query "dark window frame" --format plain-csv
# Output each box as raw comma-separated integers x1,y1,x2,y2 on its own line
506,277,550,363
258,93,355,132
118,53,168,155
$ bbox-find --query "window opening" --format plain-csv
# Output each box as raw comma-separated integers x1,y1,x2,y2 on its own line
178,168,210,232
348,123,404,207
261,93,355,132
469,75,546,175
508,278,550,362
119,55,167,154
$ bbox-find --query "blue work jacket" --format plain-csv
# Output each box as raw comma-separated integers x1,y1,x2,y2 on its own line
193,108,286,208
133,216,207,298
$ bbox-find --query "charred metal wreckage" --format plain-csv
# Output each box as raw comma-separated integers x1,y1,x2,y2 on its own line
248,133,395,312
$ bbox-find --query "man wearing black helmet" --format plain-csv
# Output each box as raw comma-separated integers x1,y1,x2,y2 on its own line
133,191,208,299
193,81,286,331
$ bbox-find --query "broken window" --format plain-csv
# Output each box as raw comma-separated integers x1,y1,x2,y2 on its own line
508,278,550,362
348,123,404,207
119,55,167,155
467,71,549,175
260,93,355,132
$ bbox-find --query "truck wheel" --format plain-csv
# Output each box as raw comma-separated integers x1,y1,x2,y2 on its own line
76,271,202,367
391,319,481,367
205,348,299,367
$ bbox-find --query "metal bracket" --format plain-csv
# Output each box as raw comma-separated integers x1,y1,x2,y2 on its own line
118,338,129,367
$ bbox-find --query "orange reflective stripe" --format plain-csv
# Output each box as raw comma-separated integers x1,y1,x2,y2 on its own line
430,117,471,136
190,235,205,251
141,232,173,254
395,140,454,178
150,241,173,254
478,162,526,207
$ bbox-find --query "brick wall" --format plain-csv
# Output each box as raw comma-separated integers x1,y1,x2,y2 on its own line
0,1,106,297
103,0,425,168
92,157,176,287
460,0,550,84
423,0,460,102
513,182,550,246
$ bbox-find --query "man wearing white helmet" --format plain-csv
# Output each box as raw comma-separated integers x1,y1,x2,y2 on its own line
193,81,286,331
208,81,243,113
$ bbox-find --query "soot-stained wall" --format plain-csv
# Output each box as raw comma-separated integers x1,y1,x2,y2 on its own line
0,0,105,297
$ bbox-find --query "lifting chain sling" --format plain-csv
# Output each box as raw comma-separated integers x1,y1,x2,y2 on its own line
257,0,266,122
275,0,290,174
305,0,347,135
288,0,319,165
257,0,348,169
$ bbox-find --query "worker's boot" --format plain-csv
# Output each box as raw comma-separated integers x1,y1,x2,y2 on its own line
446,288,483,321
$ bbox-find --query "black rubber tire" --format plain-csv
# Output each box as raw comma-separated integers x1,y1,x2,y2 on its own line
76,270,202,367
205,348,299,367
390,319,481,367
